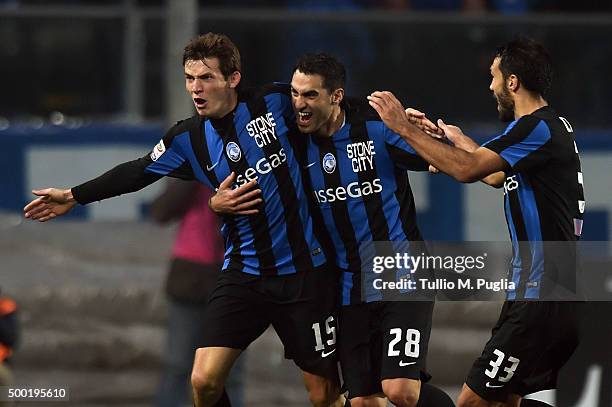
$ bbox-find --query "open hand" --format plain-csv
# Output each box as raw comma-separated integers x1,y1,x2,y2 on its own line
367,91,411,135
209,172,262,216
23,188,77,222
406,108,444,138
436,119,479,152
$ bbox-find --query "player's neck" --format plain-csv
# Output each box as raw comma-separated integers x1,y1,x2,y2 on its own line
215,90,239,120
514,94,547,119
318,107,344,138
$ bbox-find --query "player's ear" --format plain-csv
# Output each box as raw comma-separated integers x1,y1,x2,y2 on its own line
228,71,241,89
332,88,344,105
507,74,519,92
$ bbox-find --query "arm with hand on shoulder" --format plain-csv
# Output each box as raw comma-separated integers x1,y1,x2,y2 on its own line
436,119,505,188
369,91,508,184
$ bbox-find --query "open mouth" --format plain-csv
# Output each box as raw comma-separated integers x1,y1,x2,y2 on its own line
194,98,207,109
298,111,313,126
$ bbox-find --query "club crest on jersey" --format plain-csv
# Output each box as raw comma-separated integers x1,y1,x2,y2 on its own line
323,153,337,174
226,142,242,162
150,139,166,161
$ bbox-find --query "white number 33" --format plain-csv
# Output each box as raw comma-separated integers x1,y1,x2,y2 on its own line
485,349,520,382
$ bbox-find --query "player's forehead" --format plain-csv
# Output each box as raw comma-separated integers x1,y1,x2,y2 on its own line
291,70,326,94
490,57,502,75
184,57,223,76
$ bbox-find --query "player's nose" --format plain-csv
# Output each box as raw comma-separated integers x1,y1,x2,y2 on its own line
191,80,204,94
293,97,305,110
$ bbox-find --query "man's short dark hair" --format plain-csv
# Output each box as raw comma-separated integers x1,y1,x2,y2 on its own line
293,53,346,94
183,32,241,79
496,37,553,97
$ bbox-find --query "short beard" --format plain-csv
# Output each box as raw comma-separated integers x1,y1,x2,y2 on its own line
496,87,515,122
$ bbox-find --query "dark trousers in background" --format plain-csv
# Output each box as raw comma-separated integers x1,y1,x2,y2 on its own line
155,298,245,407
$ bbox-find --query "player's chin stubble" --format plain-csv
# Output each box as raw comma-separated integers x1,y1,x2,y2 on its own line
496,90,515,122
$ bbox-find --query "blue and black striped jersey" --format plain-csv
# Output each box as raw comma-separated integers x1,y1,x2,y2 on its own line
144,84,326,276
483,106,585,300
299,99,429,305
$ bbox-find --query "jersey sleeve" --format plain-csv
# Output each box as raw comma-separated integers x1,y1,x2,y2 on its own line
482,115,552,172
71,121,196,205
270,82,295,122
143,122,196,180
384,125,429,171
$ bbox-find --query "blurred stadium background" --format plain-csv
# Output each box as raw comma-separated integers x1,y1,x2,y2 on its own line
0,0,610,406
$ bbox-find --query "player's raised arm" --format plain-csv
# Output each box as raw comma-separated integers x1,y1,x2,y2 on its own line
368,91,507,183
436,119,505,188
404,107,447,174
385,102,504,184
383,106,447,172
405,107,444,137
388,103,505,188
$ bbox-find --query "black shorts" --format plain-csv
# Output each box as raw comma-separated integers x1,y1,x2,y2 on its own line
338,301,434,398
466,301,583,402
200,265,340,376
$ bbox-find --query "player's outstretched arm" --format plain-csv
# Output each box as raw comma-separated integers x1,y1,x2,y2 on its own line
24,155,167,223
406,108,454,175
24,188,77,222
404,107,505,187
209,172,262,216
406,108,444,137
436,119,505,188
405,108,446,175
368,91,507,183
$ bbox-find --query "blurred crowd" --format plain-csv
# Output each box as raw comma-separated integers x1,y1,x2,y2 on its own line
3,0,612,12
1,0,610,126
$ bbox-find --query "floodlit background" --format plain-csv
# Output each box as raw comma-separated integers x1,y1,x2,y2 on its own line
0,1,610,406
